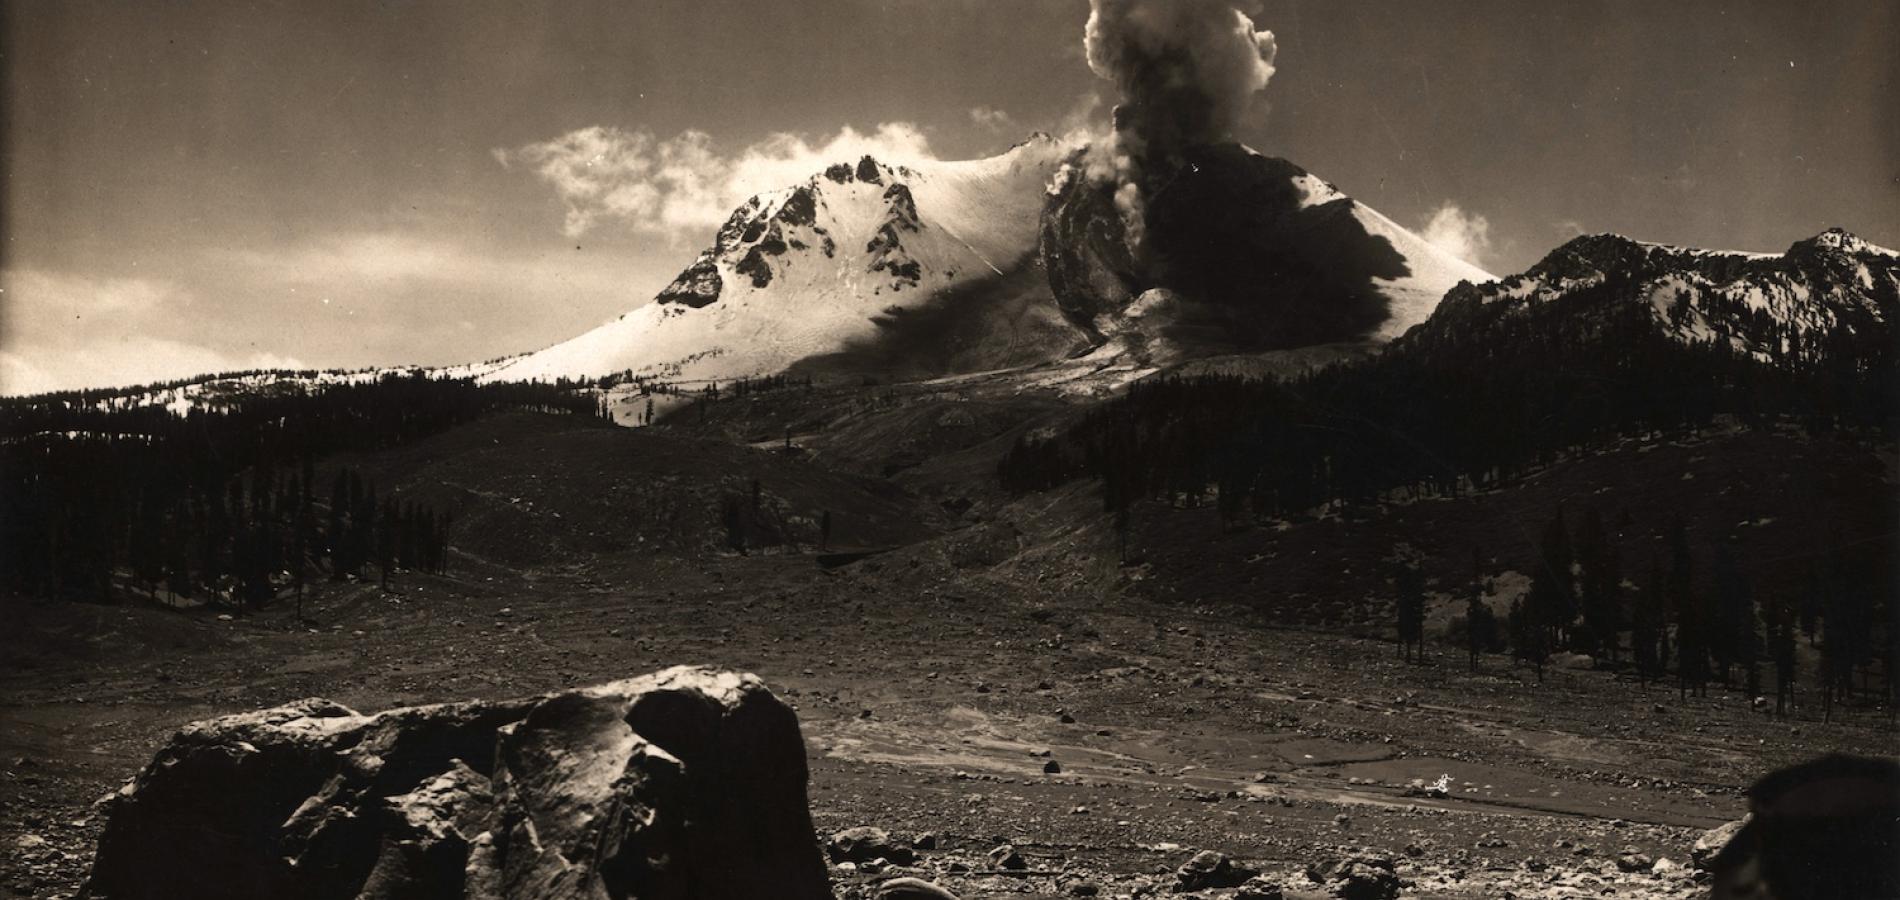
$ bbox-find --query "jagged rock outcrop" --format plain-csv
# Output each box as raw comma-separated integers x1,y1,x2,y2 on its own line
656,258,724,308
83,667,830,900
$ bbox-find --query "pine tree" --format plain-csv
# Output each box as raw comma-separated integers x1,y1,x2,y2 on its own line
327,470,348,578
1528,505,1576,649
1510,596,1549,682
1798,562,1821,646
1465,551,1498,673
1395,565,1426,663
1710,545,1751,686
1668,520,1708,698
1767,593,1797,715
377,496,398,589
1633,560,1666,684
1574,508,1622,660
292,500,310,621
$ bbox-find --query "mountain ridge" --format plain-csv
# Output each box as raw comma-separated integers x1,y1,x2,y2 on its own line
1410,227,1898,372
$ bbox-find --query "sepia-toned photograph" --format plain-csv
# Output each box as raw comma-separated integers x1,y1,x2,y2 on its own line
2,1,1896,897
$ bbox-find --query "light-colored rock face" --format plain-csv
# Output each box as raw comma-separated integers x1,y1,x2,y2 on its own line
84,666,829,900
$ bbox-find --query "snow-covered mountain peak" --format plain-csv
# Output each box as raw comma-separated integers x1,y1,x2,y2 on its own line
481,135,1082,387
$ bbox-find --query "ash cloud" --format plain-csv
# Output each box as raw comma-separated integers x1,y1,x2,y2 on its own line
1082,0,1278,249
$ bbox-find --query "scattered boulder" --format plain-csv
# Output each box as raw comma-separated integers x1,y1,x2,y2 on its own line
1235,875,1285,899
830,826,915,865
1692,817,1748,872
873,876,959,900
988,844,1027,870
1614,848,1654,872
1552,651,1595,670
84,667,830,900
1307,854,1402,900
1175,850,1258,892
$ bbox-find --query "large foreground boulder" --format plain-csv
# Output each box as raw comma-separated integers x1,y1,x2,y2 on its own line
1709,754,1900,900
83,667,830,900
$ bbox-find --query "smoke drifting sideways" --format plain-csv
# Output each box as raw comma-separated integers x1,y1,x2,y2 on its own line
1083,0,1278,252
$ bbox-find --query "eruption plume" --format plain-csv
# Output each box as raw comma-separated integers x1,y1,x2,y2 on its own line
1083,0,1278,249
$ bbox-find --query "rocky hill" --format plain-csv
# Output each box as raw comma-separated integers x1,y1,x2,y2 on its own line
1403,228,1898,372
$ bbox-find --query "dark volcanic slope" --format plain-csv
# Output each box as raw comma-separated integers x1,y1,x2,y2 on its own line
1039,144,1477,352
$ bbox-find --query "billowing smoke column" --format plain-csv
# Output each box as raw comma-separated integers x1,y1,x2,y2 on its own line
1083,0,1278,250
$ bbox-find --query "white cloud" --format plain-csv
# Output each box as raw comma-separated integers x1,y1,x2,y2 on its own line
0,270,307,395
969,105,1014,131
1420,202,1495,269
497,123,937,238
0,342,305,397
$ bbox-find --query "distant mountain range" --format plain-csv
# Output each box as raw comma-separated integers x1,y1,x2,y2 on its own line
11,136,1893,415
1404,227,1898,373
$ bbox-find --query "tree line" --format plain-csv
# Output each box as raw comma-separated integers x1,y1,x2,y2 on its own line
1433,505,1895,721
2,373,606,606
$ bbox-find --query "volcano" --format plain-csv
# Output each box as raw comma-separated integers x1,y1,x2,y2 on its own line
1039,143,1494,361
478,136,1493,387
479,135,1089,387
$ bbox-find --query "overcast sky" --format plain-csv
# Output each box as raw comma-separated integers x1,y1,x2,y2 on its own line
4,0,1894,395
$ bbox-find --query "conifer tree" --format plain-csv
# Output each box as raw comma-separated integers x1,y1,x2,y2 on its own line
1395,565,1426,663
1574,507,1622,660
1633,560,1666,684
1668,520,1708,698
1529,505,1576,648
1465,550,1498,673
1767,592,1797,715
1510,596,1549,682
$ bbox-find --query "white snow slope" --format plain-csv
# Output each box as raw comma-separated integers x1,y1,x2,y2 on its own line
480,136,1071,386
